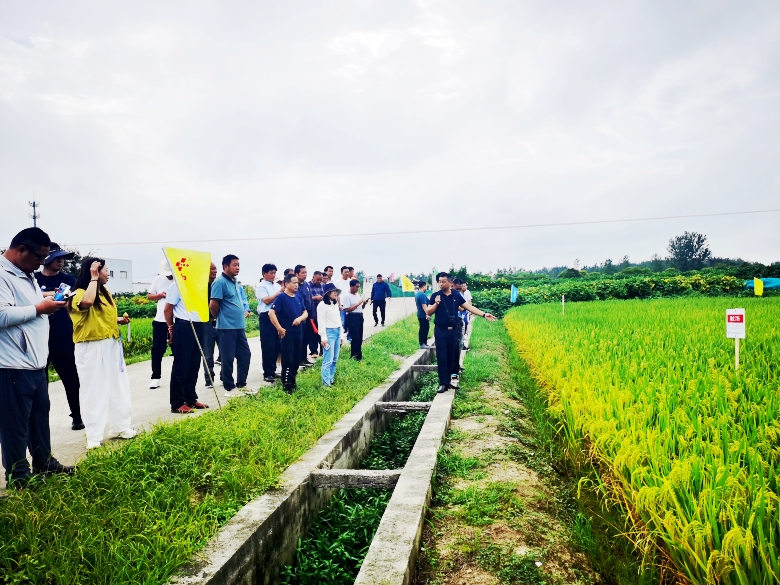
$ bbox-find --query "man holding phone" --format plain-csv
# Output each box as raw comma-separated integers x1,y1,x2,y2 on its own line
0,228,74,488
34,243,83,431
424,272,496,394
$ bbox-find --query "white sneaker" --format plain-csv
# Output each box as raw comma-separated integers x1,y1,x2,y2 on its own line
224,389,246,398
86,441,101,450
149,379,160,389
241,388,258,395
117,429,138,439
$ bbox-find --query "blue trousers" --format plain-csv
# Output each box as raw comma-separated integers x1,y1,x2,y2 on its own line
0,368,55,482
217,329,251,390
321,328,341,385
434,327,460,386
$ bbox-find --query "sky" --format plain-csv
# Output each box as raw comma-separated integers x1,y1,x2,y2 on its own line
1,0,779,285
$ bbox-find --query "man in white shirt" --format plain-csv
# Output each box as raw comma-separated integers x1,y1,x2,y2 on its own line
147,260,174,388
335,266,352,340
341,279,369,360
256,263,283,383
164,281,211,414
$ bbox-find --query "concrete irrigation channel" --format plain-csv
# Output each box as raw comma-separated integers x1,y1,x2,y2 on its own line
170,341,463,585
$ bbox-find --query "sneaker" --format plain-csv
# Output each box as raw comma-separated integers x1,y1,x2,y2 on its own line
72,420,85,431
451,373,459,380
205,381,213,388
149,379,161,389
86,441,101,450
34,462,75,477
436,385,450,394
188,401,210,409
117,429,138,439
263,376,276,383
374,322,378,327
224,389,245,398
420,344,430,349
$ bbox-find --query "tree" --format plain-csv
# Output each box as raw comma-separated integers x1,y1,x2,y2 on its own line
667,231,711,271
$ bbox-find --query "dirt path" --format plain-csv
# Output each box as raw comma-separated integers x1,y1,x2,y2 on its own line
415,321,600,585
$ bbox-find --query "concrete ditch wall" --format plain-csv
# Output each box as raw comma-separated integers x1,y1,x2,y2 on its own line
169,348,432,585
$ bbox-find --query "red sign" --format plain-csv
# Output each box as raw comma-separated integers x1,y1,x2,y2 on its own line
727,314,744,323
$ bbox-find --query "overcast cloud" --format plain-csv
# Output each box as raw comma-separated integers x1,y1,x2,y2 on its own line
1,1,779,284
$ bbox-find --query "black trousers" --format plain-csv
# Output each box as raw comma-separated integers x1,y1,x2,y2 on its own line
48,337,81,423
418,317,430,346
202,320,216,384
308,313,320,355
300,319,312,364
170,320,203,409
434,327,460,386
151,320,169,379
259,313,280,377
345,312,364,360
0,368,57,482
281,333,303,389
217,329,251,390
372,300,386,325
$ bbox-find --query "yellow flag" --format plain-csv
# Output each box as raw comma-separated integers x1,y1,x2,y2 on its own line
401,274,415,292
754,277,764,296
163,247,212,320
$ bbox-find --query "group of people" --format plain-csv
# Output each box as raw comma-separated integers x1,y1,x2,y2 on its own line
0,228,137,488
0,225,495,488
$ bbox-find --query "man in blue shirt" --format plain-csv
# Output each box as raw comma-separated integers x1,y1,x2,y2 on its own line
414,281,430,349
209,254,252,397
294,265,313,367
270,273,308,393
370,274,392,327
423,272,496,394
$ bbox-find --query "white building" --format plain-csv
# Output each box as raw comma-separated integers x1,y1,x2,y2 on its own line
104,258,133,294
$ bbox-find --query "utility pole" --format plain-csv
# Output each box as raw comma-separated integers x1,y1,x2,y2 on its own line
29,200,41,227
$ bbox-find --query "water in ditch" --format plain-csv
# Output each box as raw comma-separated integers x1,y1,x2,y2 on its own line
280,372,439,585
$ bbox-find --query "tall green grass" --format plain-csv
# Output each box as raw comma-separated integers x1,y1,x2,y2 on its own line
0,316,419,585
505,297,780,584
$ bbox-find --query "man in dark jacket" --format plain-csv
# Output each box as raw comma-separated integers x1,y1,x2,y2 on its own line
370,274,392,327
294,265,313,366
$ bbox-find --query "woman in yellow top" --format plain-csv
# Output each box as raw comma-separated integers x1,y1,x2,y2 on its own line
69,257,136,449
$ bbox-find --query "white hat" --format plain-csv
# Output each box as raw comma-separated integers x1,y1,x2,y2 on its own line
159,259,173,277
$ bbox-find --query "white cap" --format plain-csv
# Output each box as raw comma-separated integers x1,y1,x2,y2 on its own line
159,259,173,277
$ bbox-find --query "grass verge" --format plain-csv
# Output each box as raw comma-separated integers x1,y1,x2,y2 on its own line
415,318,656,585
0,316,418,585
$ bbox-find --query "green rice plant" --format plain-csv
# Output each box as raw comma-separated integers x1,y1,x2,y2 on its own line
505,297,780,584
0,316,419,585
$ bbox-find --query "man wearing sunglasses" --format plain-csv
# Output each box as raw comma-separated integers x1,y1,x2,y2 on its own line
0,228,74,489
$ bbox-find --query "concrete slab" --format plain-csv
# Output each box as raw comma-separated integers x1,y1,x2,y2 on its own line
310,469,401,489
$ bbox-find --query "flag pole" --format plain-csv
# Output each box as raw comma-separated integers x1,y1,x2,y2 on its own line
188,316,224,412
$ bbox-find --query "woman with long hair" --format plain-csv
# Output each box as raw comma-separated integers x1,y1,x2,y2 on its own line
317,283,344,386
69,257,135,449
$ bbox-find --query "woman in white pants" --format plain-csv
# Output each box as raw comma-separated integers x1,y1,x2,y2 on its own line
69,258,135,449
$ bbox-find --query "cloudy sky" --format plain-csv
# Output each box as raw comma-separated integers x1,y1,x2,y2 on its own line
2,1,779,284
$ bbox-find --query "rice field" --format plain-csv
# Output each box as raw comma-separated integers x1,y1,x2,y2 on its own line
504,297,780,584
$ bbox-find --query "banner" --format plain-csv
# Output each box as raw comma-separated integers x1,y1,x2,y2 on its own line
401,275,415,292
389,272,395,283
163,247,212,321
754,277,764,296
510,284,518,303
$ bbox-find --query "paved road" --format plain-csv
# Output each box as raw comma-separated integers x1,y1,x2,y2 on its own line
1,294,418,484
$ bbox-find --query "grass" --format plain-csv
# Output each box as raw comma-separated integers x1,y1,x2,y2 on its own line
282,371,434,584
0,315,419,585
416,318,654,585
505,297,780,584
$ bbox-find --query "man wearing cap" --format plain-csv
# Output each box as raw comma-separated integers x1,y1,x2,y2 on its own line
1,228,74,488
147,260,174,389
34,243,83,431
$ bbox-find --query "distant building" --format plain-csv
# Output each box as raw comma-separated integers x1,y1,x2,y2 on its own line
104,258,133,294
132,281,151,294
